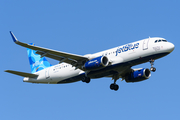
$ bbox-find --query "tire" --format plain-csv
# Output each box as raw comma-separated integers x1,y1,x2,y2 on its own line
151,67,156,72
85,78,90,83
82,77,86,82
114,84,119,91
110,84,114,90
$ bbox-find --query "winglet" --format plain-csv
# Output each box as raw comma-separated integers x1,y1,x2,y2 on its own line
10,31,19,43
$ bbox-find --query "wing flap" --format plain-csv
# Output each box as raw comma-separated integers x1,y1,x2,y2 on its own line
5,70,38,78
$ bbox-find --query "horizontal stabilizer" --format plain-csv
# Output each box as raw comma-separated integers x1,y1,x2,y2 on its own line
5,70,38,78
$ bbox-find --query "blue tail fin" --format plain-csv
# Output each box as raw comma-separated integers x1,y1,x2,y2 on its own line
27,43,52,73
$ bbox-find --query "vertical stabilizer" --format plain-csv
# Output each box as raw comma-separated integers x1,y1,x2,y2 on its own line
27,43,52,73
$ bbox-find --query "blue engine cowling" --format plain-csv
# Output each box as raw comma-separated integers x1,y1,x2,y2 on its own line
125,68,151,83
84,56,109,70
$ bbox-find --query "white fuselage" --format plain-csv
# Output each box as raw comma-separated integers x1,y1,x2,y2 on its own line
23,37,174,84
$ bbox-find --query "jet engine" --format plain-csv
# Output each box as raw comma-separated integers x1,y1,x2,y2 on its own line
84,56,109,70
125,68,151,83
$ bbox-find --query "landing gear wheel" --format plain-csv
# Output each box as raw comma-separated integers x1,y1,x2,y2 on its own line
82,77,86,82
82,77,91,83
114,84,119,91
110,84,119,91
110,84,115,90
85,77,90,83
150,67,156,72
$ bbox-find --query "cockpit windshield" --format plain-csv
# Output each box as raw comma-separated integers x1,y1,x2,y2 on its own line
158,40,161,42
162,40,167,42
155,39,167,43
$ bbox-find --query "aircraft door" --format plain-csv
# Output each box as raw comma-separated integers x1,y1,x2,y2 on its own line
143,38,149,50
45,68,50,79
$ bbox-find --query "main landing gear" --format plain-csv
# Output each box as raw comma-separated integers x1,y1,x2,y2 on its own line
82,77,91,83
110,74,119,91
110,83,119,91
149,59,156,72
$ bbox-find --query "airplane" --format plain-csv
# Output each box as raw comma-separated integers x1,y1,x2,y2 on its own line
5,31,175,91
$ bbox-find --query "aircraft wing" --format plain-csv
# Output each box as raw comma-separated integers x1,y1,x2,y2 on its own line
10,31,89,67
5,70,38,78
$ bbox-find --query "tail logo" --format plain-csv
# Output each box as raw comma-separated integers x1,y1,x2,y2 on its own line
27,43,52,73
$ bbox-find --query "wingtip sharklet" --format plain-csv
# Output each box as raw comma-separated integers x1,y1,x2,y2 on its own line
10,31,19,43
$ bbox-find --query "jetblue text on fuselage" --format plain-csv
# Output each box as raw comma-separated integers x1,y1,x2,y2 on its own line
116,43,139,56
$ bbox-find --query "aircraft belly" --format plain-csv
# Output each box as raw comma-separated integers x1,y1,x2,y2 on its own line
50,68,82,83
87,52,170,78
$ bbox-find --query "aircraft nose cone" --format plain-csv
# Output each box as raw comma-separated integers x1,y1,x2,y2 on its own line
168,42,175,53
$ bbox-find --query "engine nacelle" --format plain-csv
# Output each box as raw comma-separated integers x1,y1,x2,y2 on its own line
125,68,151,83
84,56,109,70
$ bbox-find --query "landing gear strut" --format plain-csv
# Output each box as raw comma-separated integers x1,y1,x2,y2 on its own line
110,74,119,91
149,59,156,72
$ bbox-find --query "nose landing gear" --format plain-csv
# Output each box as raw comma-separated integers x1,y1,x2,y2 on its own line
149,59,156,72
